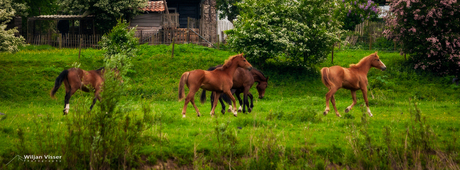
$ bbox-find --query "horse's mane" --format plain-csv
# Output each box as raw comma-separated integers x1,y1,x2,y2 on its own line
252,68,267,80
349,53,375,68
222,54,242,69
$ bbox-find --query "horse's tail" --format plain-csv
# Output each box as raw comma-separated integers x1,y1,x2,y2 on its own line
321,67,331,87
50,69,69,98
178,72,189,101
221,93,232,105
200,89,206,104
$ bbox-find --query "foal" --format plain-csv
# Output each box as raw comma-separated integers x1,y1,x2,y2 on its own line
50,67,118,115
178,54,253,118
321,52,386,117
202,66,268,114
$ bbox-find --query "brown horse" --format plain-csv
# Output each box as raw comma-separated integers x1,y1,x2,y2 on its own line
178,54,253,118
50,67,118,115
201,65,268,114
321,52,386,117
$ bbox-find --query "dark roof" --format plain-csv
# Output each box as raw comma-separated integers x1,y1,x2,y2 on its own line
28,15,95,21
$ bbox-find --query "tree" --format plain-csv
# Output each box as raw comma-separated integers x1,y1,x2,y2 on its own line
59,0,148,34
216,0,242,23
0,0,26,53
384,0,460,75
226,0,341,67
336,0,381,31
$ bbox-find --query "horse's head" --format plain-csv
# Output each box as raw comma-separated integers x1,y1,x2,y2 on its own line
233,53,253,70
256,77,268,99
370,52,387,71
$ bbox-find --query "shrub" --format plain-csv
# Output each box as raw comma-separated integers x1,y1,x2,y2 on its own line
384,0,460,75
226,0,341,67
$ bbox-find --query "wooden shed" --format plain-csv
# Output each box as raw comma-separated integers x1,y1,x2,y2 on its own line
131,0,218,46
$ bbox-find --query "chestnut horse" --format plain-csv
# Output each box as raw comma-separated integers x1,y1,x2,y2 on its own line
201,65,268,114
50,67,118,115
321,52,386,117
178,54,253,118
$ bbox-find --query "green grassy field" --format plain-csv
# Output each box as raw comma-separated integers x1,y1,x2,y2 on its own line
0,44,459,169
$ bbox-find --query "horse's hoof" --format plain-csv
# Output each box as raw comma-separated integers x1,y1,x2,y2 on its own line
336,114,342,117
197,114,201,117
221,110,225,114
345,108,350,113
227,109,232,113
238,109,242,113
323,111,328,115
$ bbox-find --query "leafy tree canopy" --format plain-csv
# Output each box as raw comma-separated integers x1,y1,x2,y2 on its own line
59,0,148,34
216,0,242,23
226,0,341,67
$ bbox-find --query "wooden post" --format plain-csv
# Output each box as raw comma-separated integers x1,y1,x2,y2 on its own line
79,37,82,60
171,36,175,58
187,17,190,43
331,43,334,64
59,34,62,49
140,30,143,44
217,34,220,49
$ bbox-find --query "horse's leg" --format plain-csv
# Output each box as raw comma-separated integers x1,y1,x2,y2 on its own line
248,92,254,113
64,88,78,115
243,87,251,113
211,92,222,117
324,87,338,115
218,96,226,114
182,86,200,118
224,90,238,117
331,95,341,117
345,90,357,113
63,91,71,115
190,95,201,117
89,89,101,111
236,92,243,112
361,87,373,117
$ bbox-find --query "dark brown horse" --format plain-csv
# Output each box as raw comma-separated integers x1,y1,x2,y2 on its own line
50,67,118,115
178,54,253,118
201,65,268,114
321,52,386,117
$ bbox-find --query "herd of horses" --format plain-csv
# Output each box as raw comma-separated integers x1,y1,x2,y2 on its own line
50,52,386,118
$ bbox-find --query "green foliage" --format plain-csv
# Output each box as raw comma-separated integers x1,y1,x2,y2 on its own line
226,0,341,67
99,20,139,59
337,0,381,31
0,0,26,53
216,0,241,23
58,0,148,34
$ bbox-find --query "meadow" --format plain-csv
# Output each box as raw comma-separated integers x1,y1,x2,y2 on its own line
0,44,459,169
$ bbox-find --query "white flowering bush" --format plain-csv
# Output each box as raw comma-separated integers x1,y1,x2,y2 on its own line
0,0,26,53
226,0,341,66
384,0,460,75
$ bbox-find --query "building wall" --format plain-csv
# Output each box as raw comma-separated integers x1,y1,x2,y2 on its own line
130,13,162,28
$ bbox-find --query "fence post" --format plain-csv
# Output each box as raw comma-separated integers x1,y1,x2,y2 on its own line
171,36,175,58
59,34,62,49
331,43,334,64
140,30,143,44
187,17,190,43
217,34,220,50
79,37,82,60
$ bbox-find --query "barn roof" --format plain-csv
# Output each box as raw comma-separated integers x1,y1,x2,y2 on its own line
141,1,165,12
